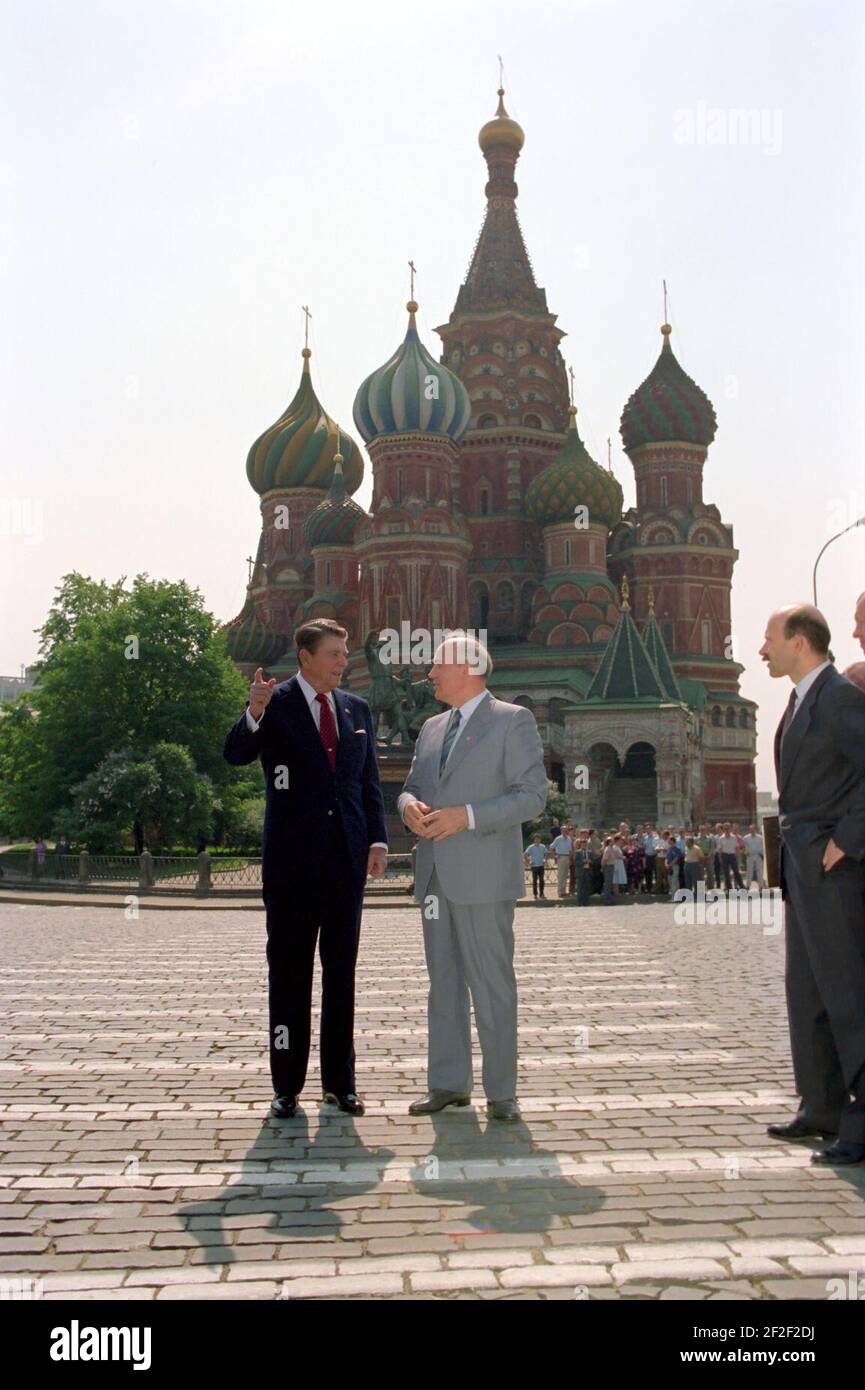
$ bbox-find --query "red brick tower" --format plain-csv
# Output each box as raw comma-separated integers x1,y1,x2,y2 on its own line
611,322,757,819
352,300,473,647
434,88,572,642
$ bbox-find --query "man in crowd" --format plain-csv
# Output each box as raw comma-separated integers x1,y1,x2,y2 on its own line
524,833,548,900
696,824,716,890
718,822,744,890
550,823,575,899
743,822,764,890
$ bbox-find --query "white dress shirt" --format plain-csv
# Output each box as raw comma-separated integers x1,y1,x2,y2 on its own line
246,673,386,851
402,688,490,832
788,659,832,722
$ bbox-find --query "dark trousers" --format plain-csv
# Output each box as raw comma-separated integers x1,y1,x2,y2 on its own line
722,852,743,889
262,823,363,1098
531,866,545,898
784,856,865,1142
576,861,591,906
591,856,603,894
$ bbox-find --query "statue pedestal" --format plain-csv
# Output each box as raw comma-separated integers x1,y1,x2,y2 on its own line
375,743,416,852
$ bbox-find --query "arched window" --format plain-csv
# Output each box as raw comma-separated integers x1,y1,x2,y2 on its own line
711,706,721,727
739,709,749,728
660,476,668,508
477,414,497,428
686,476,693,505
725,708,736,728
394,468,402,503
497,581,514,611
523,413,542,429
701,619,711,654
564,539,571,565
479,487,490,516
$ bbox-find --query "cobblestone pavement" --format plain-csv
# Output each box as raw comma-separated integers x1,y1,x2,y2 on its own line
1,899,863,1301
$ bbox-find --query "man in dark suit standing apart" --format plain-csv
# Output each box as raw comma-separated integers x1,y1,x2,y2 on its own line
224,619,387,1118
760,604,865,1164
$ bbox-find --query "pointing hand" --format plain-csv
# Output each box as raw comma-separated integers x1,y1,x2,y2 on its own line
249,667,276,721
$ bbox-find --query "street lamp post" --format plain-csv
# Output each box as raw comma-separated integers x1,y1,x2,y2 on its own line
813,516,865,607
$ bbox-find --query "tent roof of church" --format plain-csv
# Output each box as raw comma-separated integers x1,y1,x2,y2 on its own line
640,602,682,699
585,588,667,702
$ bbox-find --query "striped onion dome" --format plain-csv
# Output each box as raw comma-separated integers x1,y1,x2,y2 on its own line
353,301,471,443
223,593,288,667
620,324,717,452
526,407,623,530
246,349,364,496
302,454,367,549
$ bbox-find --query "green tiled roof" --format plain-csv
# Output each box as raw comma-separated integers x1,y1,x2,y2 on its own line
641,610,681,699
585,604,665,702
677,676,707,711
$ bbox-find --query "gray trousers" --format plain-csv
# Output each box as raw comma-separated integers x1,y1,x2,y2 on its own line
421,868,518,1101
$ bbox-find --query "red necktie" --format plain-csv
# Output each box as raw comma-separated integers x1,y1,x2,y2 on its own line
316,693,338,771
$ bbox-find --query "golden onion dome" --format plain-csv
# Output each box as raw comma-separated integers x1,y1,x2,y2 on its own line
479,87,525,155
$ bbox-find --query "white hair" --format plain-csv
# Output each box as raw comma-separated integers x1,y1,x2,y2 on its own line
433,629,493,677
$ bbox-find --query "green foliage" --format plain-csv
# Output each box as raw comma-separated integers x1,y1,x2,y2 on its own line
0,572,249,842
66,743,217,853
523,780,570,846
221,796,266,852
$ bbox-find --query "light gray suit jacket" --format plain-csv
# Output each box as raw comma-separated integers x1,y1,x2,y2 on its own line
397,691,548,906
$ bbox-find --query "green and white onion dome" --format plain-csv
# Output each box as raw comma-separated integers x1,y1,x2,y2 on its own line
353,301,471,443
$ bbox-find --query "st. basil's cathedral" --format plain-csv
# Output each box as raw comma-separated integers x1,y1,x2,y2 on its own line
224,87,758,842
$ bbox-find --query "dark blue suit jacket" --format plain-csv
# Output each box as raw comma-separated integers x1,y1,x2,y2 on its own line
774,664,865,889
223,676,388,893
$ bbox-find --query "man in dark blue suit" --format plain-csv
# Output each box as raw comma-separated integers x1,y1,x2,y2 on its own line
224,619,387,1118
760,604,865,1165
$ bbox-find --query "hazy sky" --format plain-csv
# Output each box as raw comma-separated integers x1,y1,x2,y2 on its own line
2,0,864,790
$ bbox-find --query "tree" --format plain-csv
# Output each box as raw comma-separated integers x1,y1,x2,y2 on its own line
523,780,570,845
0,572,249,839
67,743,217,854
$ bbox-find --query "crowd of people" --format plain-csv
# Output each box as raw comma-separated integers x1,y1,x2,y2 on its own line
523,820,766,904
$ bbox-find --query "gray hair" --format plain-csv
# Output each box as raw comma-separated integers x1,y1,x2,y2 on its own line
433,630,493,677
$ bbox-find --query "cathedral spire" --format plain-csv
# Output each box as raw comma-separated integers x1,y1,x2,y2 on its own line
451,84,546,315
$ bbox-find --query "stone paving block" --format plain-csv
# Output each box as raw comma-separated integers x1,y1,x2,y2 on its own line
3,900,862,1300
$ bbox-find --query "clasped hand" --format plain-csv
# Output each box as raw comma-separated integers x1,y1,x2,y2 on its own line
405,800,469,842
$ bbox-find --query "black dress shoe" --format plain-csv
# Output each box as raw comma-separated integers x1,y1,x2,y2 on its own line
486,1099,520,1121
322,1091,365,1116
408,1090,471,1115
811,1140,865,1166
767,1118,836,1142
270,1094,298,1118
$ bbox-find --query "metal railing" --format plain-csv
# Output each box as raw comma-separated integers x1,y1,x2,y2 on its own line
0,850,416,897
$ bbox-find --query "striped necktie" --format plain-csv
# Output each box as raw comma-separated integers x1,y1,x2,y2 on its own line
439,708,462,773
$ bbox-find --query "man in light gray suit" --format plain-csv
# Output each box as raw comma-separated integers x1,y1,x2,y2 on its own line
397,632,547,1121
